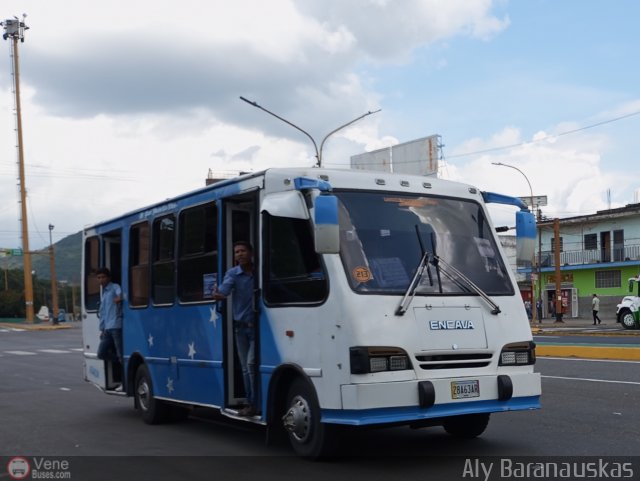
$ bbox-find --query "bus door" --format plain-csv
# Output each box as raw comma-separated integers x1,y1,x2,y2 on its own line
221,195,257,409
82,229,123,391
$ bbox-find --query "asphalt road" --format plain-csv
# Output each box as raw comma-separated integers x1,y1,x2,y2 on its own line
1,326,639,480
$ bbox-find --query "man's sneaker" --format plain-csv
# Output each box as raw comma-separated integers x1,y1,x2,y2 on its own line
114,384,124,392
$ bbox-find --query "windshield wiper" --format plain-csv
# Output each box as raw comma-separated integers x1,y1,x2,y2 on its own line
434,256,501,315
395,226,501,316
395,250,431,316
395,226,442,316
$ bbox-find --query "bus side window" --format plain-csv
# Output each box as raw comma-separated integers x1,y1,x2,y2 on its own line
129,222,150,307
84,236,101,311
178,202,218,303
264,214,327,305
152,215,176,305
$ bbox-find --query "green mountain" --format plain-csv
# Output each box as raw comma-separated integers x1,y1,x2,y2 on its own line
4,231,82,285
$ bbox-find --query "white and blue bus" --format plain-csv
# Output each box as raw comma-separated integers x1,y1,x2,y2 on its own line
82,167,540,457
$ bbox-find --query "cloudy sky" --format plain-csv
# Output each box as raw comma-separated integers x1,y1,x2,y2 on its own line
1,0,640,250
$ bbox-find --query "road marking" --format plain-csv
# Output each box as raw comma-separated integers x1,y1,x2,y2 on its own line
4,349,78,356
542,375,640,386
538,356,640,364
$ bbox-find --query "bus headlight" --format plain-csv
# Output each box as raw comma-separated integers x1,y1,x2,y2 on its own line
499,341,536,366
350,347,412,374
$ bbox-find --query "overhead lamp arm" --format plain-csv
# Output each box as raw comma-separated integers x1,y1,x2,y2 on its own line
240,96,380,167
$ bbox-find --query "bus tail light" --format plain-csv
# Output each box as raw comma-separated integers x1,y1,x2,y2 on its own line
499,341,536,366
350,346,412,374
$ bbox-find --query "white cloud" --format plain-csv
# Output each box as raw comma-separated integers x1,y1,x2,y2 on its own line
1,0,636,253
442,120,630,229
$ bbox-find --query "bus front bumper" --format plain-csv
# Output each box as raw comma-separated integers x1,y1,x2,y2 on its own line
324,372,541,426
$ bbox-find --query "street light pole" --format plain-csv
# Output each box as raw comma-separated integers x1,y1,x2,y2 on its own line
492,162,537,322
48,224,59,325
2,15,34,322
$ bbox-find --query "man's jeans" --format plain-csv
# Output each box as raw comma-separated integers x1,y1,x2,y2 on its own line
234,325,256,406
97,328,123,363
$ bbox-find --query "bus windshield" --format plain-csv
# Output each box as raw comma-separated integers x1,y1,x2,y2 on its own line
335,191,514,296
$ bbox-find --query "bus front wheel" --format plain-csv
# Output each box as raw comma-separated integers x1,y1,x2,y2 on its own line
443,413,490,438
282,378,334,459
134,364,169,424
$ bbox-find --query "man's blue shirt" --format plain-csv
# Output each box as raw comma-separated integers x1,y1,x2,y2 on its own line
99,282,122,330
218,265,254,324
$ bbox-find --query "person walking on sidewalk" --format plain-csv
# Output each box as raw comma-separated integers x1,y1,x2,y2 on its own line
592,293,602,325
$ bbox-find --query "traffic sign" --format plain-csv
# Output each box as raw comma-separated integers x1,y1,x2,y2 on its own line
0,248,23,257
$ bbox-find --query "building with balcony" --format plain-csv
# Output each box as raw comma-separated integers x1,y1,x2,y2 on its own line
532,203,640,319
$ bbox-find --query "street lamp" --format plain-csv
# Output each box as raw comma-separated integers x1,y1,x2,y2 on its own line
492,162,537,322
48,224,59,324
3,15,34,322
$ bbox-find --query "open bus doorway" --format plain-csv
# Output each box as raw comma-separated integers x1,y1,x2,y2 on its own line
222,196,258,412
82,229,123,391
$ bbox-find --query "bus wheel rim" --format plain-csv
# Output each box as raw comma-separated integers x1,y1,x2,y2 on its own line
137,380,150,411
283,395,311,443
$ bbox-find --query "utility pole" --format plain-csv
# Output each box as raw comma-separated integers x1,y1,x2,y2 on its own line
2,15,34,322
71,284,77,321
553,218,564,323
49,224,59,324
537,207,543,320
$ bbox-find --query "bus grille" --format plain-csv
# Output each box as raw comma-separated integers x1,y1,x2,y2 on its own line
415,352,493,370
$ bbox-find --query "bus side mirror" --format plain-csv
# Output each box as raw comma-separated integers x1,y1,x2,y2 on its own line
515,210,536,266
314,195,339,254
629,279,635,293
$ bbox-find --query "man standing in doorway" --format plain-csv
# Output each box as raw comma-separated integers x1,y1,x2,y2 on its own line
214,241,257,416
592,293,602,325
96,267,123,364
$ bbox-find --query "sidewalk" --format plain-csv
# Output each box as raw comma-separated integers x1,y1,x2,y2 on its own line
530,315,640,336
0,318,75,330
531,315,640,361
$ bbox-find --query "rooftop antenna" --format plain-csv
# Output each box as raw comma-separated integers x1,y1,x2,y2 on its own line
2,14,35,322
239,96,380,168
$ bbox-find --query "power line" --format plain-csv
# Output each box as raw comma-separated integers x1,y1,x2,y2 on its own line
446,109,640,160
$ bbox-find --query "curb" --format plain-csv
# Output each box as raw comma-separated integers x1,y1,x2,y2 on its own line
536,344,640,361
0,322,72,331
536,330,640,337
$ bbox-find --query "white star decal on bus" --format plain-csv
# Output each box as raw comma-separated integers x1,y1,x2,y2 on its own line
188,342,196,359
167,378,174,393
209,307,217,327
148,334,154,347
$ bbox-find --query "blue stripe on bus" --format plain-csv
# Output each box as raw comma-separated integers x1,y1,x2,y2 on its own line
321,396,541,426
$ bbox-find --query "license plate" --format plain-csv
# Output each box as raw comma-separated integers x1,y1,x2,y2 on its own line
451,380,480,399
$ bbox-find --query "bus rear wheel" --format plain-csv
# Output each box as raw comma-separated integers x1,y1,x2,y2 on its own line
619,310,638,330
443,413,490,438
134,364,169,424
282,378,334,459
